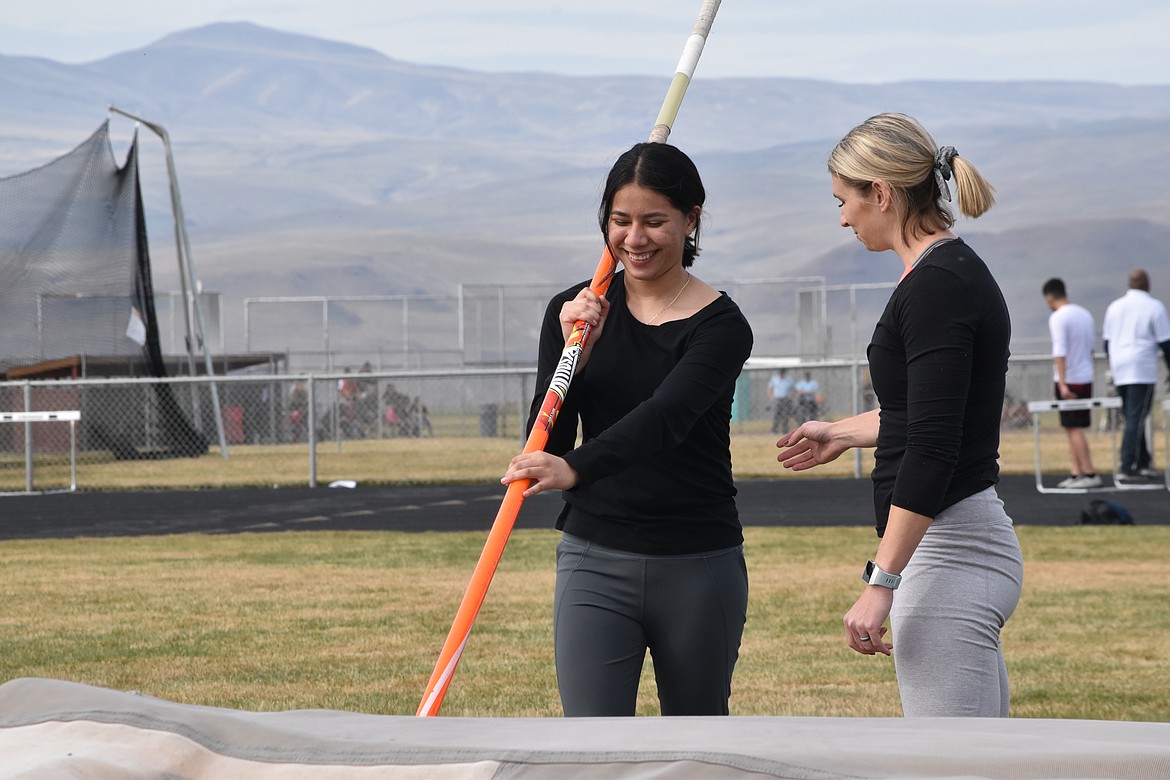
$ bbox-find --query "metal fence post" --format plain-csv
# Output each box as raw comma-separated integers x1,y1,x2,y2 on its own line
308,377,318,488
23,382,33,493
108,106,228,459
517,373,528,447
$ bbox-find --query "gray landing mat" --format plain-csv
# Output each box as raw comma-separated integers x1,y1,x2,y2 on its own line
1,678,1168,779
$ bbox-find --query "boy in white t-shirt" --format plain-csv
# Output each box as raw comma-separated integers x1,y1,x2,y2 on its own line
1043,278,1101,488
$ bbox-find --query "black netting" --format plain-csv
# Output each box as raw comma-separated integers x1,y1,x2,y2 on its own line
0,121,207,459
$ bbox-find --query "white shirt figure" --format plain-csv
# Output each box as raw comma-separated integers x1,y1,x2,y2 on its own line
1103,289,1170,386
1048,302,1096,385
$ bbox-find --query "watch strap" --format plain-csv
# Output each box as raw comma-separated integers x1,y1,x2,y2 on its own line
862,560,902,589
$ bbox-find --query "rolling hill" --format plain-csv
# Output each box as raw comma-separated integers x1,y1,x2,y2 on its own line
1,22,1168,361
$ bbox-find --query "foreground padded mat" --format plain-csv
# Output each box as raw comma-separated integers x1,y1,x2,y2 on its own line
1,677,1168,779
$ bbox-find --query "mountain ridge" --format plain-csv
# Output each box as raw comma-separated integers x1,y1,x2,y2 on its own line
1,22,1168,359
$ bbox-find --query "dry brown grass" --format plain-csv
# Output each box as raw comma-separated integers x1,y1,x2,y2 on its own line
2,526,1167,720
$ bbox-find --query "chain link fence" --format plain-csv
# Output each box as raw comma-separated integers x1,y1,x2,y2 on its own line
1,356,1162,494
232,281,903,370
0,369,536,493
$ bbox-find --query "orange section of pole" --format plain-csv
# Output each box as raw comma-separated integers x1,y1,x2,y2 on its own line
416,250,615,717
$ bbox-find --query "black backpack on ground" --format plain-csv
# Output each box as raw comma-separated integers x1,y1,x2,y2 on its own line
1080,499,1135,525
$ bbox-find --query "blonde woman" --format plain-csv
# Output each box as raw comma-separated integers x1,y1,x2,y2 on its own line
777,113,1024,717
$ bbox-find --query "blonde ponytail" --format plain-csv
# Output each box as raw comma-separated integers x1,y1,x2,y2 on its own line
950,155,996,219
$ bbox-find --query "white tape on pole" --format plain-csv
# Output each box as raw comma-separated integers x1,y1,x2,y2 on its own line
675,33,707,78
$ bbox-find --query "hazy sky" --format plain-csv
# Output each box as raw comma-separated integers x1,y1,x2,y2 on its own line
3,1,1169,85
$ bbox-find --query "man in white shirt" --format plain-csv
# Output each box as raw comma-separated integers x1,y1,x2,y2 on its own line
1102,269,1170,483
1043,278,1101,488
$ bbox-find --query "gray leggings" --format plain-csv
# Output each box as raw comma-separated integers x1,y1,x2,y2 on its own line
890,487,1024,717
553,533,748,717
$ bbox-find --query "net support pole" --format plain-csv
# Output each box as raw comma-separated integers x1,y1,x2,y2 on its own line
416,0,722,717
109,106,229,459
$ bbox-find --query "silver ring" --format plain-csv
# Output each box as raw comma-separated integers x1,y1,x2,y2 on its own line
858,635,871,642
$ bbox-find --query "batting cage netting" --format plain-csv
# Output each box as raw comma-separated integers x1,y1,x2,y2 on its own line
0,121,207,459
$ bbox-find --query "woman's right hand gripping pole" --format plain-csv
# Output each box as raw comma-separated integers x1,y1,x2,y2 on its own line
561,287,609,373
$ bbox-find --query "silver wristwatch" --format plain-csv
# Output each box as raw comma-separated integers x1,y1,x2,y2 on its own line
862,560,902,589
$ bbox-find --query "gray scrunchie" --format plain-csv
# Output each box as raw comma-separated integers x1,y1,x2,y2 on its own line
934,146,957,202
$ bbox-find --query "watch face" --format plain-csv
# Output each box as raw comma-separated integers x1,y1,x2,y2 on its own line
863,560,900,589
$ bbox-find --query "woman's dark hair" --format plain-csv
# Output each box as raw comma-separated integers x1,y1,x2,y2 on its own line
598,142,705,267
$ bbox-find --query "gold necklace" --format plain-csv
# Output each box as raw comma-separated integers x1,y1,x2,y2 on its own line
646,272,691,324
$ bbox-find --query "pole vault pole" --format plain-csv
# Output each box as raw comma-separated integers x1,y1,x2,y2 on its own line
417,0,722,718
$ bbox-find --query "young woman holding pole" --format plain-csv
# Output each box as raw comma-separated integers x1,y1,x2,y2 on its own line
416,0,722,719
501,142,753,716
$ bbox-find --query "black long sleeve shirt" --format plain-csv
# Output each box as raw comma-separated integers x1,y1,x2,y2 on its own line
868,239,1011,536
530,272,753,555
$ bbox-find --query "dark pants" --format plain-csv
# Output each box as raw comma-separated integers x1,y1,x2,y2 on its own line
1117,383,1154,474
771,399,795,433
553,534,748,717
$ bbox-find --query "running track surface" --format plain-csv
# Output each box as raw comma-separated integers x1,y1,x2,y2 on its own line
0,475,1165,540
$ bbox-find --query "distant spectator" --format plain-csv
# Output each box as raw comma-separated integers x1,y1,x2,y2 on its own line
768,368,796,433
356,361,378,437
861,368,877,412
384,383,410,434
1042,278,1101,489
795,371,819,422
1102,268,1170,483
288,380,309,442
337,368,360,437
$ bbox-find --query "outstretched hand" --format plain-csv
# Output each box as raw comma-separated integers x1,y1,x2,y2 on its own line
501,451,579,498
776,420,848,471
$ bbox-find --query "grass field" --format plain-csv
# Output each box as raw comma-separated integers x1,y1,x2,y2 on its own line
0,423,1146,491
2,525,1168,720
3,417,1167,721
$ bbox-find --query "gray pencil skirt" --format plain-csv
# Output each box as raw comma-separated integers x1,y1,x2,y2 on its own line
889,486,1024,717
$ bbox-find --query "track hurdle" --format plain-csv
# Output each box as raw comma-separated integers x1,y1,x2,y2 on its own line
0,410,81,494
1028,397,1163,493
1163,399,1170,493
